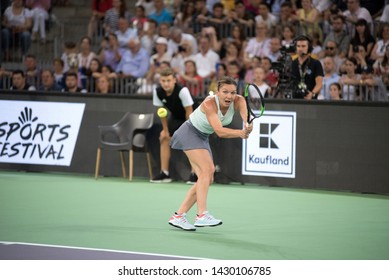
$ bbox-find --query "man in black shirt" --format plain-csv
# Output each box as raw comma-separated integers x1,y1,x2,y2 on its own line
10,70,36,91
290,35,324,99
151,68,197,184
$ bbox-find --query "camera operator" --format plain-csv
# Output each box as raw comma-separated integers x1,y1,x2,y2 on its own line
290,35,323,99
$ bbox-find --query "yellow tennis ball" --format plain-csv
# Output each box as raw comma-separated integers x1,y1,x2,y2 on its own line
157,107,168,118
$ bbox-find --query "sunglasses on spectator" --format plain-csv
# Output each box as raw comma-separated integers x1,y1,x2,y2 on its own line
326,46,335,50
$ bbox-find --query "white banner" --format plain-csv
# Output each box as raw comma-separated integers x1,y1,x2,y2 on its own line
0,100,85,166
242,111,296,178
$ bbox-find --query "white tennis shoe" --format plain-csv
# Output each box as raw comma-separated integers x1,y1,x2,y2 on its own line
194,211,222,227
168,213,196,231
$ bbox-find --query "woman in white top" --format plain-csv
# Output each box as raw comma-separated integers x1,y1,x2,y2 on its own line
339,57,361,101
1,0,33,58
370,24,389,61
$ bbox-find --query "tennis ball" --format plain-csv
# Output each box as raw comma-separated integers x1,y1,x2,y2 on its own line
157,107,168,118
209,91,215,96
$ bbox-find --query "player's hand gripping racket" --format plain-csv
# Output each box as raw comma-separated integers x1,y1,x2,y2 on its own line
244,84,265,124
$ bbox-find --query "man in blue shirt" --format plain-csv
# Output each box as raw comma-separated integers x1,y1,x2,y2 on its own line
148,0,173,25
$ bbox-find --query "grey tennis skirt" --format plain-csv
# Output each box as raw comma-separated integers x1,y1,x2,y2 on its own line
170,120,212,156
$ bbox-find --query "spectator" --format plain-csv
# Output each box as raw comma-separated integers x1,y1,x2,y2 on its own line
167,27,198,56
24,54,40,87
208,62,227,92
85,58,102,92
130,4,148,33
25,0,51,44
95,75,111,94
157,21,171,39
348,18,375,58
115,17,138,49
225,23,248,54
38,69,63,91
170,39,196,75
193,35,220,79
226,60,245,94
380,4,389,23
339,57,360,100
353,44,374,74
1,0,33,60
99,33,124,71
320,40,344,73
53,58,65,89
281,24,296,47
177,60,203,97
252,66,271,97
343,0,373,36
370,24,389,61
255,2,277,35
243,22,271,65
77,36,96,89
221,41,243,69
103,0,130,36
146,36,172,83
207,2,229,40
267,36,282,62
322,15,351,59
174,1,196,34
62,72,87,93
329,82,343,100
87,0,113,40
10,69,36,91
140,18,158,55
261,56,278,91
277,1,298,34
192,0,212,34
296,0,322,42
244,55,261,83
228,0,255,38
319,56,340,100
148,0,173,25
116,38,150,79
135,0,155,16
373,44,389,96
61,41,77,73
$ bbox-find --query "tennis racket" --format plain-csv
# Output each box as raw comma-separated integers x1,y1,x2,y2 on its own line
244,83,265,124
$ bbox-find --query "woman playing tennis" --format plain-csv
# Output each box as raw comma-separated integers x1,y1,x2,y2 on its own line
169,76,253,231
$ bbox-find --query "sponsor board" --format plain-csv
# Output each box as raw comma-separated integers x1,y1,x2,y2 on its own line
242,111,296,178
0,100,85,166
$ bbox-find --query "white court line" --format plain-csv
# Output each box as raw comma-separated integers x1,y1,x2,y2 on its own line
0,241,206,260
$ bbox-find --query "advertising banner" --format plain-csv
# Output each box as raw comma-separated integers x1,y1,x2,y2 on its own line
242,111,296,178
0,100,85,166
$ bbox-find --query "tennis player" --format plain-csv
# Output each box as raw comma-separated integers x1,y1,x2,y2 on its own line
168,76,253,231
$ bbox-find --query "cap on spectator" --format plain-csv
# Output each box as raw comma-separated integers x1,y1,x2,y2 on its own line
156,37,168,45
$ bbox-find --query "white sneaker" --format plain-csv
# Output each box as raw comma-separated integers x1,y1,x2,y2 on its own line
168,213,196,231
194,211,222,227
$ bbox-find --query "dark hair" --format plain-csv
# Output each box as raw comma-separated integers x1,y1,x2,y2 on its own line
65,71,78,79
12,69,25,77
217,76,237,91
53,58,64,67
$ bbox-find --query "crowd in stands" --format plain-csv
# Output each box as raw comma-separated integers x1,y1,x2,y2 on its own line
1,0,389,101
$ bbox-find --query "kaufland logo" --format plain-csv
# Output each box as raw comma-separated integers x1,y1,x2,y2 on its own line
0,101,85,166
242,111,296,178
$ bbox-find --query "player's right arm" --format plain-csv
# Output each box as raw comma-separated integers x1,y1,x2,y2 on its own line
202,97,248,139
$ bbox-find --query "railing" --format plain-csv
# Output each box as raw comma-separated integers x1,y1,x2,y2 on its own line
1,73,388,101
